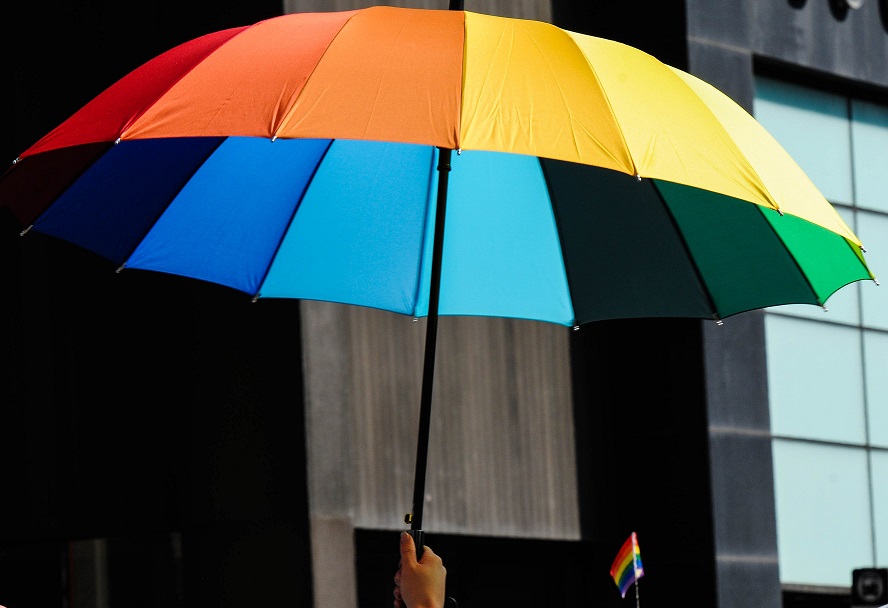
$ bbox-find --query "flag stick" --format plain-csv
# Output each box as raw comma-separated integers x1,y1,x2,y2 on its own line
632,533,641,608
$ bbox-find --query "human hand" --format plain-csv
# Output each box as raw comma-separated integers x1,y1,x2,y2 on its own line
393,531,446,608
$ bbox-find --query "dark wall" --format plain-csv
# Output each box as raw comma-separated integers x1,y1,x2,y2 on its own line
2,0,283,162
551,0,688,67
546,3,718,607
570,318,717,608
1,2,314,607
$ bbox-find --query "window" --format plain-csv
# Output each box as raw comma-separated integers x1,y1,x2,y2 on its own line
754,77,888,587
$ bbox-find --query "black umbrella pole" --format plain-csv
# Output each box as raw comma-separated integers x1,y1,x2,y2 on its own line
449,0,464,10
408,148,452,560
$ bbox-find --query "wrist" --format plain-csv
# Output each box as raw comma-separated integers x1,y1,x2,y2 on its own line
407,600,444,608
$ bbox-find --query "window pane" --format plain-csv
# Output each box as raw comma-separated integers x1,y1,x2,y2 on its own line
851,100,888,213
754,77,853,205
873,450,888,565
772,440,873,586
864,332,888,448
857,210,888,330
765,315,866,443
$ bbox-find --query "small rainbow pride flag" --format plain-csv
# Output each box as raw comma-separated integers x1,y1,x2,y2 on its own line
609,532,644,598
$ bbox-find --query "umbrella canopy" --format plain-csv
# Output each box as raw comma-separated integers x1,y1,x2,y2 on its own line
0,5,876,541
0,6,873,324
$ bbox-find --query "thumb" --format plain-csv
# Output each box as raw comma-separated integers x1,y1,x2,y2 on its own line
400,531,418,566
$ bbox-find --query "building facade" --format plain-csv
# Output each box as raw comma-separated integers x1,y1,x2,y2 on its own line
1,1,885,607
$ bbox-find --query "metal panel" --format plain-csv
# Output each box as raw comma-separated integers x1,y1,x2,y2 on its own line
301,300,580,538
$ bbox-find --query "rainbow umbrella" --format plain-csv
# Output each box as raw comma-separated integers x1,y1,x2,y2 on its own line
0,4,875,550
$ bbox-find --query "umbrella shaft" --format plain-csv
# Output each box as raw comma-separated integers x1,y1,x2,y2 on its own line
410,148,452,533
